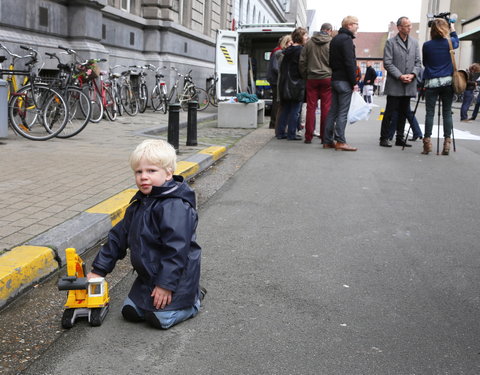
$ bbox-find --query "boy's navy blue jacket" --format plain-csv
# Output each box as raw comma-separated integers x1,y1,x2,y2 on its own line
91,175,201,312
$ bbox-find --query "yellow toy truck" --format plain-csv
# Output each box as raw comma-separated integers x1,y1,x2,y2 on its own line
58,248,110,328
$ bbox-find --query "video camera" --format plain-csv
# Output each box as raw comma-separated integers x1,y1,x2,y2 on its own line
427,12,457,27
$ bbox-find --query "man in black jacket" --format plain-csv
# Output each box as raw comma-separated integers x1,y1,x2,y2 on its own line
323,16,359,151
363,62,377,103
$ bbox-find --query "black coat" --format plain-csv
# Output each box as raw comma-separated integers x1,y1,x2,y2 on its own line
91,175,201,312
278,45,306,102
364,66,377,85
329,27,357,88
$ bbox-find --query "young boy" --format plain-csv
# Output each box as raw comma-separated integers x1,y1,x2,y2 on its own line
87,139,205,329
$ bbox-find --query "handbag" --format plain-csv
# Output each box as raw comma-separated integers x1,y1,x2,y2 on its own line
448,38,467,94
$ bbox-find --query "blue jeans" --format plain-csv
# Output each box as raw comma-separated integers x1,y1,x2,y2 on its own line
324,80,352,144
460,89,474,120
123,297,200,329
424,86,454,138
471,93,480,119
277,101,302,139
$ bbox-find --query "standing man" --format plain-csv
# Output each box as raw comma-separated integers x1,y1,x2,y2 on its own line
363,61,377,103
323,16,359,151
379,16,422,147
299,23,333,144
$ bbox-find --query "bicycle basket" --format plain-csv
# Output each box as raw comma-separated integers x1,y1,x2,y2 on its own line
75,61,99,82
130,72,140,88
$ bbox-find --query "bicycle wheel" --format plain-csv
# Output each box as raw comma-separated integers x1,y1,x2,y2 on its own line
208,86,218,107
138,83,148,113
114,85,123,116
161,85,168,114
104,87,118,121
56,86,91,138
194,88,210,111
9,85,68,141
151,85,163,111
121,84,139,116
84,84,103,123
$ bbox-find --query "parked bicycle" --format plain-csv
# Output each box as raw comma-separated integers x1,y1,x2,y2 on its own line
130,65,148,113
41,47,92,138
177,69,209,111
206,73,218,107
118,68,139,116
148,64,168,113
0,44,69,140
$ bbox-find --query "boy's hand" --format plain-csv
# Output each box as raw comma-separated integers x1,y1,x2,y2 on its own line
151,286,172,309
86,272,102,280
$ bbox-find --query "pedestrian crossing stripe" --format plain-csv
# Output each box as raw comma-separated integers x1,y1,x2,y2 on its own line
220,45,234,64
378,108,384,121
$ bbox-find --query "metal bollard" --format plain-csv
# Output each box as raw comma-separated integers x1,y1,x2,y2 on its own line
186,101,198,146
0,79,8,139
167,103,181,152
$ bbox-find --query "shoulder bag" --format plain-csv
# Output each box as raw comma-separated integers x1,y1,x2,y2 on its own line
448,38,467,94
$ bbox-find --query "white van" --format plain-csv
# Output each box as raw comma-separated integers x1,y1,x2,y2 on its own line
215,23,295,111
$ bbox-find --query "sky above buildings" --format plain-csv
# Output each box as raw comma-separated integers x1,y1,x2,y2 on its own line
306,0,422,32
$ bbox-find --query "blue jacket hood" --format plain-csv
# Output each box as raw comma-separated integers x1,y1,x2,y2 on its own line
131,175,196,209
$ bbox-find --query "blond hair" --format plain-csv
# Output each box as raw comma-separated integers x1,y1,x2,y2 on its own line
280,35,292,49
430,18,450,39
342,16,358,29
129,139,177,173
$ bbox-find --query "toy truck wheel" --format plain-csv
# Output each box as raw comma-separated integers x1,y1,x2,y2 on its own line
61,309,75,329
89,308,103,327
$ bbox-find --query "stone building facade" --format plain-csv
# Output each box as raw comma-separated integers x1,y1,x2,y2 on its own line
0,0,305,89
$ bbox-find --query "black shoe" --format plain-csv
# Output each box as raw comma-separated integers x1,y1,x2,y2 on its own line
145,312,164,329
408,136,422,141
379,139,392,147
288,135,302,140
276,135,287,139
200,287,207,301
395,139,412,147
122,305,144,322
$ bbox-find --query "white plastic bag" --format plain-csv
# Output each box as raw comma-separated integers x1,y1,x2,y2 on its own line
347,91,371,124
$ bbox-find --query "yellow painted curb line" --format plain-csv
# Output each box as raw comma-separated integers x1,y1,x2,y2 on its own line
0,245,58,303
378,108,385,121
199,146,227,161
175,161,200,179
86,189,137,226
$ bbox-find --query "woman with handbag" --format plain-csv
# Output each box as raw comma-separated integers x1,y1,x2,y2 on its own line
421,18,459,155
276,27,308,140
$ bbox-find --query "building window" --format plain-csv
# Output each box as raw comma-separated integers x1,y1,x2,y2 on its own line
121,0,130,12
102,24,106,39
39,7,48,27
130,32,135,45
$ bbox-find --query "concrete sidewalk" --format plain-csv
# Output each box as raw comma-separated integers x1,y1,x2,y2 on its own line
0,107,261,308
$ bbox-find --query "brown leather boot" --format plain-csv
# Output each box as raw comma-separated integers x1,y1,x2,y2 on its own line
442,137,451,155
421,137,432,155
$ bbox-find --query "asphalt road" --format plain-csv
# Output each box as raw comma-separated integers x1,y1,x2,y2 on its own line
14,101,480,374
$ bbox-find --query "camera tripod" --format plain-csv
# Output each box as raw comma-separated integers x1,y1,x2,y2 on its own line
403,89,456,154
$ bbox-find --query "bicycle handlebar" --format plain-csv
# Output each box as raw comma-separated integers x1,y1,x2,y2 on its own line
0,43,23,59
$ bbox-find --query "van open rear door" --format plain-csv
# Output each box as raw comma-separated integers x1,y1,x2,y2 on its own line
215,29,238,100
